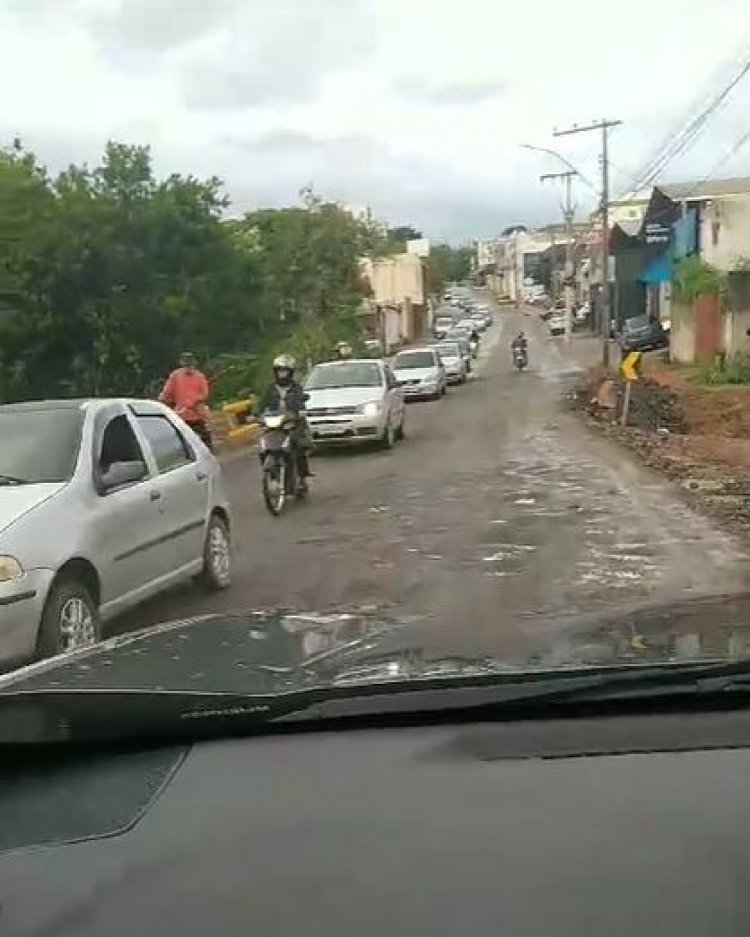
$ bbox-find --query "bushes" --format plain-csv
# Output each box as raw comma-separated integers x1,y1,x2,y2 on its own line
700,354,750,386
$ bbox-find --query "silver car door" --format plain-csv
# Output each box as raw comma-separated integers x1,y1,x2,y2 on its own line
132,407,208,572
90,408,167,606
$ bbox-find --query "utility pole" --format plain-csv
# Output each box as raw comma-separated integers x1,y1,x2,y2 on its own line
554,119,622,366
540,170,576,343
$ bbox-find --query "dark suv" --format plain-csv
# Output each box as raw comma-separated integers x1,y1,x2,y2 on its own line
619,314,669,353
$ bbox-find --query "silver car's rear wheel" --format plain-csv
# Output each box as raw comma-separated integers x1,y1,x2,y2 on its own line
199,514,232,590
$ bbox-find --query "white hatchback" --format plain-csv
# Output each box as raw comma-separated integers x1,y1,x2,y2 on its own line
304,359,405,449
0,399,232,669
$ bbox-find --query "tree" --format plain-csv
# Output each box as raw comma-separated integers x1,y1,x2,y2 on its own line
234,190,372,356
0,141,262,401
425,243,473,297
0,145,427,404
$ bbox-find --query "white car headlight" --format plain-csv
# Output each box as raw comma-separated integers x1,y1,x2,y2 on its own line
0,555,24,582
362,401,382,417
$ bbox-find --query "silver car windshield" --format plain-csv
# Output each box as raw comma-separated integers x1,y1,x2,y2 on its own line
436,344,460,359
306,362,383,390
0,408,84,483
393,351,436,369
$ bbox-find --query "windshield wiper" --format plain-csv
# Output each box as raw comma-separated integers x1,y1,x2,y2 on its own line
0,474,28,485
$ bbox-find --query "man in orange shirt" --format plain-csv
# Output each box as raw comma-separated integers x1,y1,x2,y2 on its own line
159,351,213,451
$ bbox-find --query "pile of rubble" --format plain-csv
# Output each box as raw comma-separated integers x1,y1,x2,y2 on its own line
569,370,750,535
566,372,685,432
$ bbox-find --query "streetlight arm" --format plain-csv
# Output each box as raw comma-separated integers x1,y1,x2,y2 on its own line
519,144,596,193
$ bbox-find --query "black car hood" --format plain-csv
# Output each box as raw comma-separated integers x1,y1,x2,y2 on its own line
4,593,750,698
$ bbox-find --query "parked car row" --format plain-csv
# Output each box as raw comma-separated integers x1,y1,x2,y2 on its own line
539,299,590,337
303,297,497,451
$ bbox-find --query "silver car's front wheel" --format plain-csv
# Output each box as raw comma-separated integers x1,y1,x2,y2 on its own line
37,578,101,659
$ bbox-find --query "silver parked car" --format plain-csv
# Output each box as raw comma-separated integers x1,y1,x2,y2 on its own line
304,358,405,448
433,341,467,385
391,347,448,400
0,398,232,669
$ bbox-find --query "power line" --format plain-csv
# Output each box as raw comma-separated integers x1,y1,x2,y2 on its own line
625,39,750,192
624,50,750,196
676,125,750,204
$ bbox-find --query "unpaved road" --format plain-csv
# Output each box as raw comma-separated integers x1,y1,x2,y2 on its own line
112,300,750,660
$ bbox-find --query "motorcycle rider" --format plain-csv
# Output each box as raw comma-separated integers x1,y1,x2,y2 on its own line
254,354,312,488
159,351,213,450
333,340,354,361
511,330,528,365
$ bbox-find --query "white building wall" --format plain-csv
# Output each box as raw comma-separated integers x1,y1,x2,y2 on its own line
698,195,750,271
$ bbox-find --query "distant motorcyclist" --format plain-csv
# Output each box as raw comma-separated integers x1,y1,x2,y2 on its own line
511,331,528,352
333,340,354,361
254,354,312,487
511,331,528,366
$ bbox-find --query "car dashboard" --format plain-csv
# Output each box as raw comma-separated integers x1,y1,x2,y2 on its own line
3,710,750,936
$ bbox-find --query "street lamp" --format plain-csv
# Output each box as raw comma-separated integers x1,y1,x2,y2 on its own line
519,144,596,192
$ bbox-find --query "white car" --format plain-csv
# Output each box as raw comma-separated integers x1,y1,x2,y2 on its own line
391,347,448,400
0,398,232,669
304,359,405,448
433,342,467,385
549,313,567,336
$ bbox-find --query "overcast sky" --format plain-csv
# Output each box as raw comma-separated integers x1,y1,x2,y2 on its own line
2,0,750,240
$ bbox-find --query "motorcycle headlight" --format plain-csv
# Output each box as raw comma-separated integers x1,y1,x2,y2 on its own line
361,401,382,417
0,555,23,582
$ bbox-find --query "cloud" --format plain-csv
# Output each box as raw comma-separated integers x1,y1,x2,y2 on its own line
179,0,375,111
86,0,243,53
217,129,551,239
397,78,508,106
3,0,750,242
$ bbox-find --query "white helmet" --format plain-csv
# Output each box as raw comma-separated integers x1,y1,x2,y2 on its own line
273,353,296,371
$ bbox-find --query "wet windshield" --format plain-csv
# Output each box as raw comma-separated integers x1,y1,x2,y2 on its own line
0,408,83,483
306,362,383,389
393,351,436,369
3,0,750,749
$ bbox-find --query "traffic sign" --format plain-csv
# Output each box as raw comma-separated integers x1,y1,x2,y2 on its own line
621,351,642,382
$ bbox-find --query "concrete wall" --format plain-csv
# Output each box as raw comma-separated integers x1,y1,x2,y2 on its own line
670,300,697,364
361,253,425,306
699,195,750,272
671,294,724,363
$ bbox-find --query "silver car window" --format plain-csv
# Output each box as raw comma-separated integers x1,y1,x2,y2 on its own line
99,414,147,475
137,415,194,474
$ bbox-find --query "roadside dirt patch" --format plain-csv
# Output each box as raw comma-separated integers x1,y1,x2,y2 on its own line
569,368,750,535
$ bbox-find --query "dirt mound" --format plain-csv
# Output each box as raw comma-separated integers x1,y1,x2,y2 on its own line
571,366,750,537
569,372,686,433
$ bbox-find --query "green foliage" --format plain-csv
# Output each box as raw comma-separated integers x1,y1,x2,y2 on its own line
425,243,473,296
699,354,750,386
0,145,377,404
674,256,725,302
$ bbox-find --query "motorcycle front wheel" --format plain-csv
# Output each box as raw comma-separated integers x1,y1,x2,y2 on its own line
262,456,287,516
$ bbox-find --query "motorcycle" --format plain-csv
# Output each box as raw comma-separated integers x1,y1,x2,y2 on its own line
512,345,528,372
469,337,479,358
258,411,308,516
